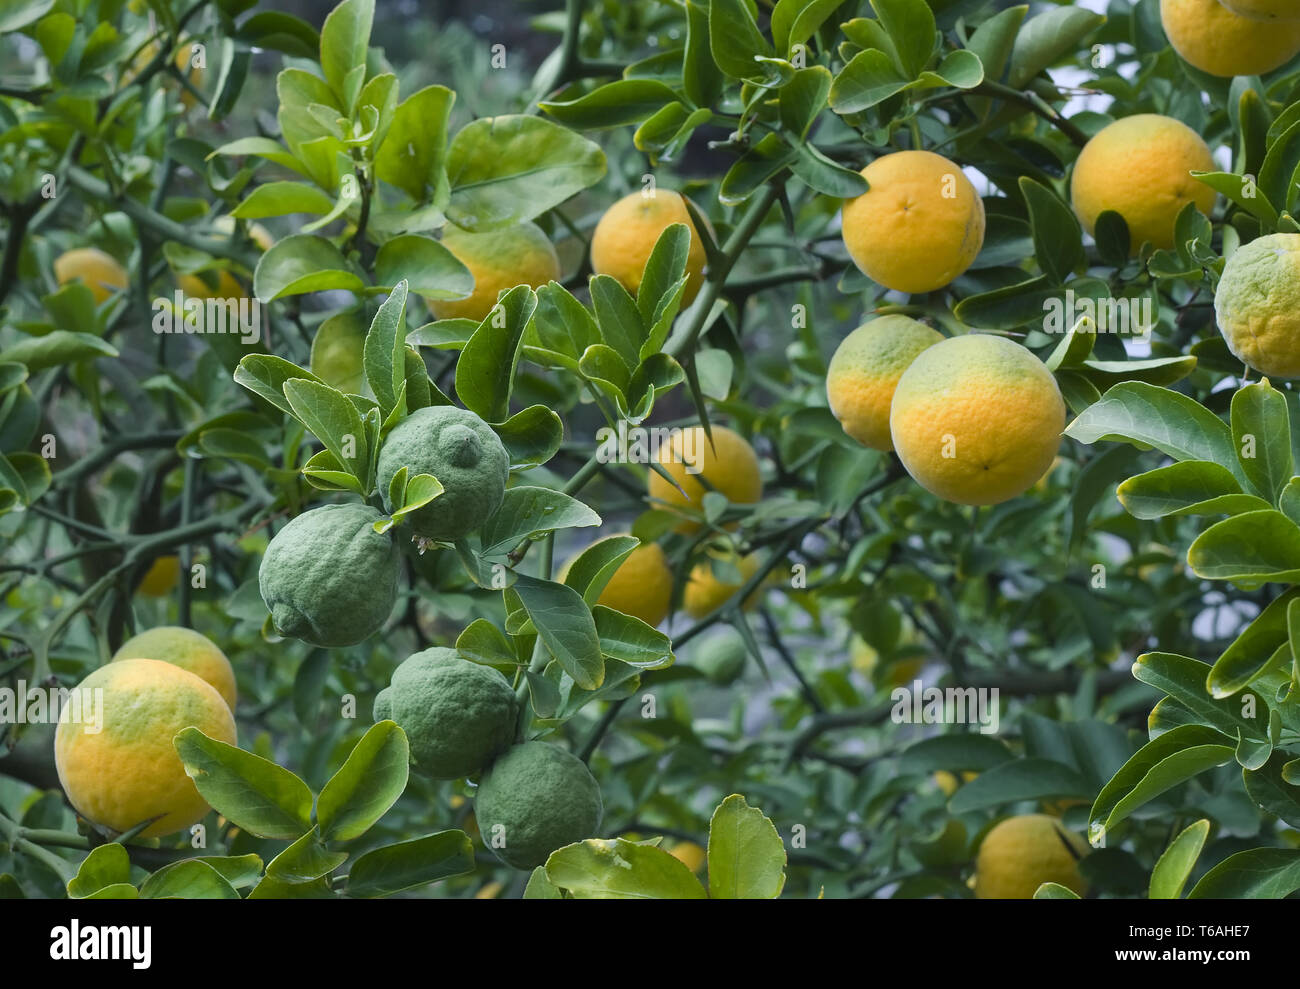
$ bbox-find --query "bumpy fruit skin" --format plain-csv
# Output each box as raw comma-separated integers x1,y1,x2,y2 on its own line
841,151,985,294
974,814,1089,899
683,552,760,619
1215,233,1300,377
376,406,510,542
826,316,945,451
111,626,237,711
590,541,673,627
259,503,400,647
890,335,1065,506
372,647,517,779
475,742,603,869
647,425,763,532
590,190,710,305
55,658,236,838
53,248,128,305
1220,0,1300,18
430,221,562,322
1070,114,1216,252
1160,0,1300,76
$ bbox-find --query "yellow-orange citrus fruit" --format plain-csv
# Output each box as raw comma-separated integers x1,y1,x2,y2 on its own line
890,334,1065,506
974,814,1089,899
648,426,763,532
429,221,561,322
110,625,237,711
934,770,978,796
178,268,245,300
1160,0,1300,76
138,555,181,597
1219,0,1300,19
841,150,985,294
54,248,128,304
669,840,707,873
590,189,710,305
1070,114,1216,252
1214,233,1300,377
826,315,945,451
55,658,236,838
591,541,673,627
683,551,760,619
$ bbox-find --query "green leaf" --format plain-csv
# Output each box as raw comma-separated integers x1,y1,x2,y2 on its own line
683,0,723,107
319,0,373,108
455,284,537,423
1260,120,1300,217
1033,882,1081,899
1193,171,1277,226
374,236,473,301
231,181,335,219
1187,509,1300,582
947,758,1090,813
964,4,1027,85
636,224,691,332
589,273,645,368
67,843,131,899
1007,5,1104,88
1135,652,1270,741
871,0,937,79
253,234,365,302
1148,819,1210,899
345,831,475,897
541,80,681,129
511,574,604,690
829,49,909,113
316,720,410,842
265,828,349,883
708,0,774,80
561,535,640,603
544,838,707,899
706,794,786,899
1188,849,1300,898
173,727,313,840
1019,176,1084,284
1231,379,1293,504
494,405,564,468
479,486,601,556
0,330,117,371
283,378,369,483
1089,725,1235,841
362,280,409,418
375,84,455,204
1207,589,1300,697
0,0,55,33
592,607,674,668
446,115,605,231
139,859,240,899
1244,752,1300,827
898,735,1015,773
1063,381,1237,470
524,866,564,898
1116,461,1268,519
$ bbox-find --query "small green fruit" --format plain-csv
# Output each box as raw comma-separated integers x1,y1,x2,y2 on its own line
373,647,517,779
376,406,509,542
694,627,747,685
259,503,400,647
474,742,603,870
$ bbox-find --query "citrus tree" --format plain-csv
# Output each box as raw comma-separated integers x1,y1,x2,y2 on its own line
1,0,1299,902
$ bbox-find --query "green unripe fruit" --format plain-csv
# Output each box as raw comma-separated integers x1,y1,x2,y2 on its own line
474,742,603,870
376,406,509,542
259,503,400,647
694,627,747,685
372,647,517,779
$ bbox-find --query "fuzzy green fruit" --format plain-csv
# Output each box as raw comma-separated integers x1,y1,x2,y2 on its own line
259,503,400,647
372,647,517,779
376,406,509,542
474,742,603,870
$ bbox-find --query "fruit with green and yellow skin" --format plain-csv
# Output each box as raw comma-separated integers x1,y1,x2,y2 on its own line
259,503,400,647
429,222,561,322
826,316,945,451
55,658,236,838
647,426,763,533
474,742,603,869
376,406,510,543
889,334,1065,506
53,248,129,304
111,626,237,711
1214,233,1300,377
373,648,517,779
974,814,1089,899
